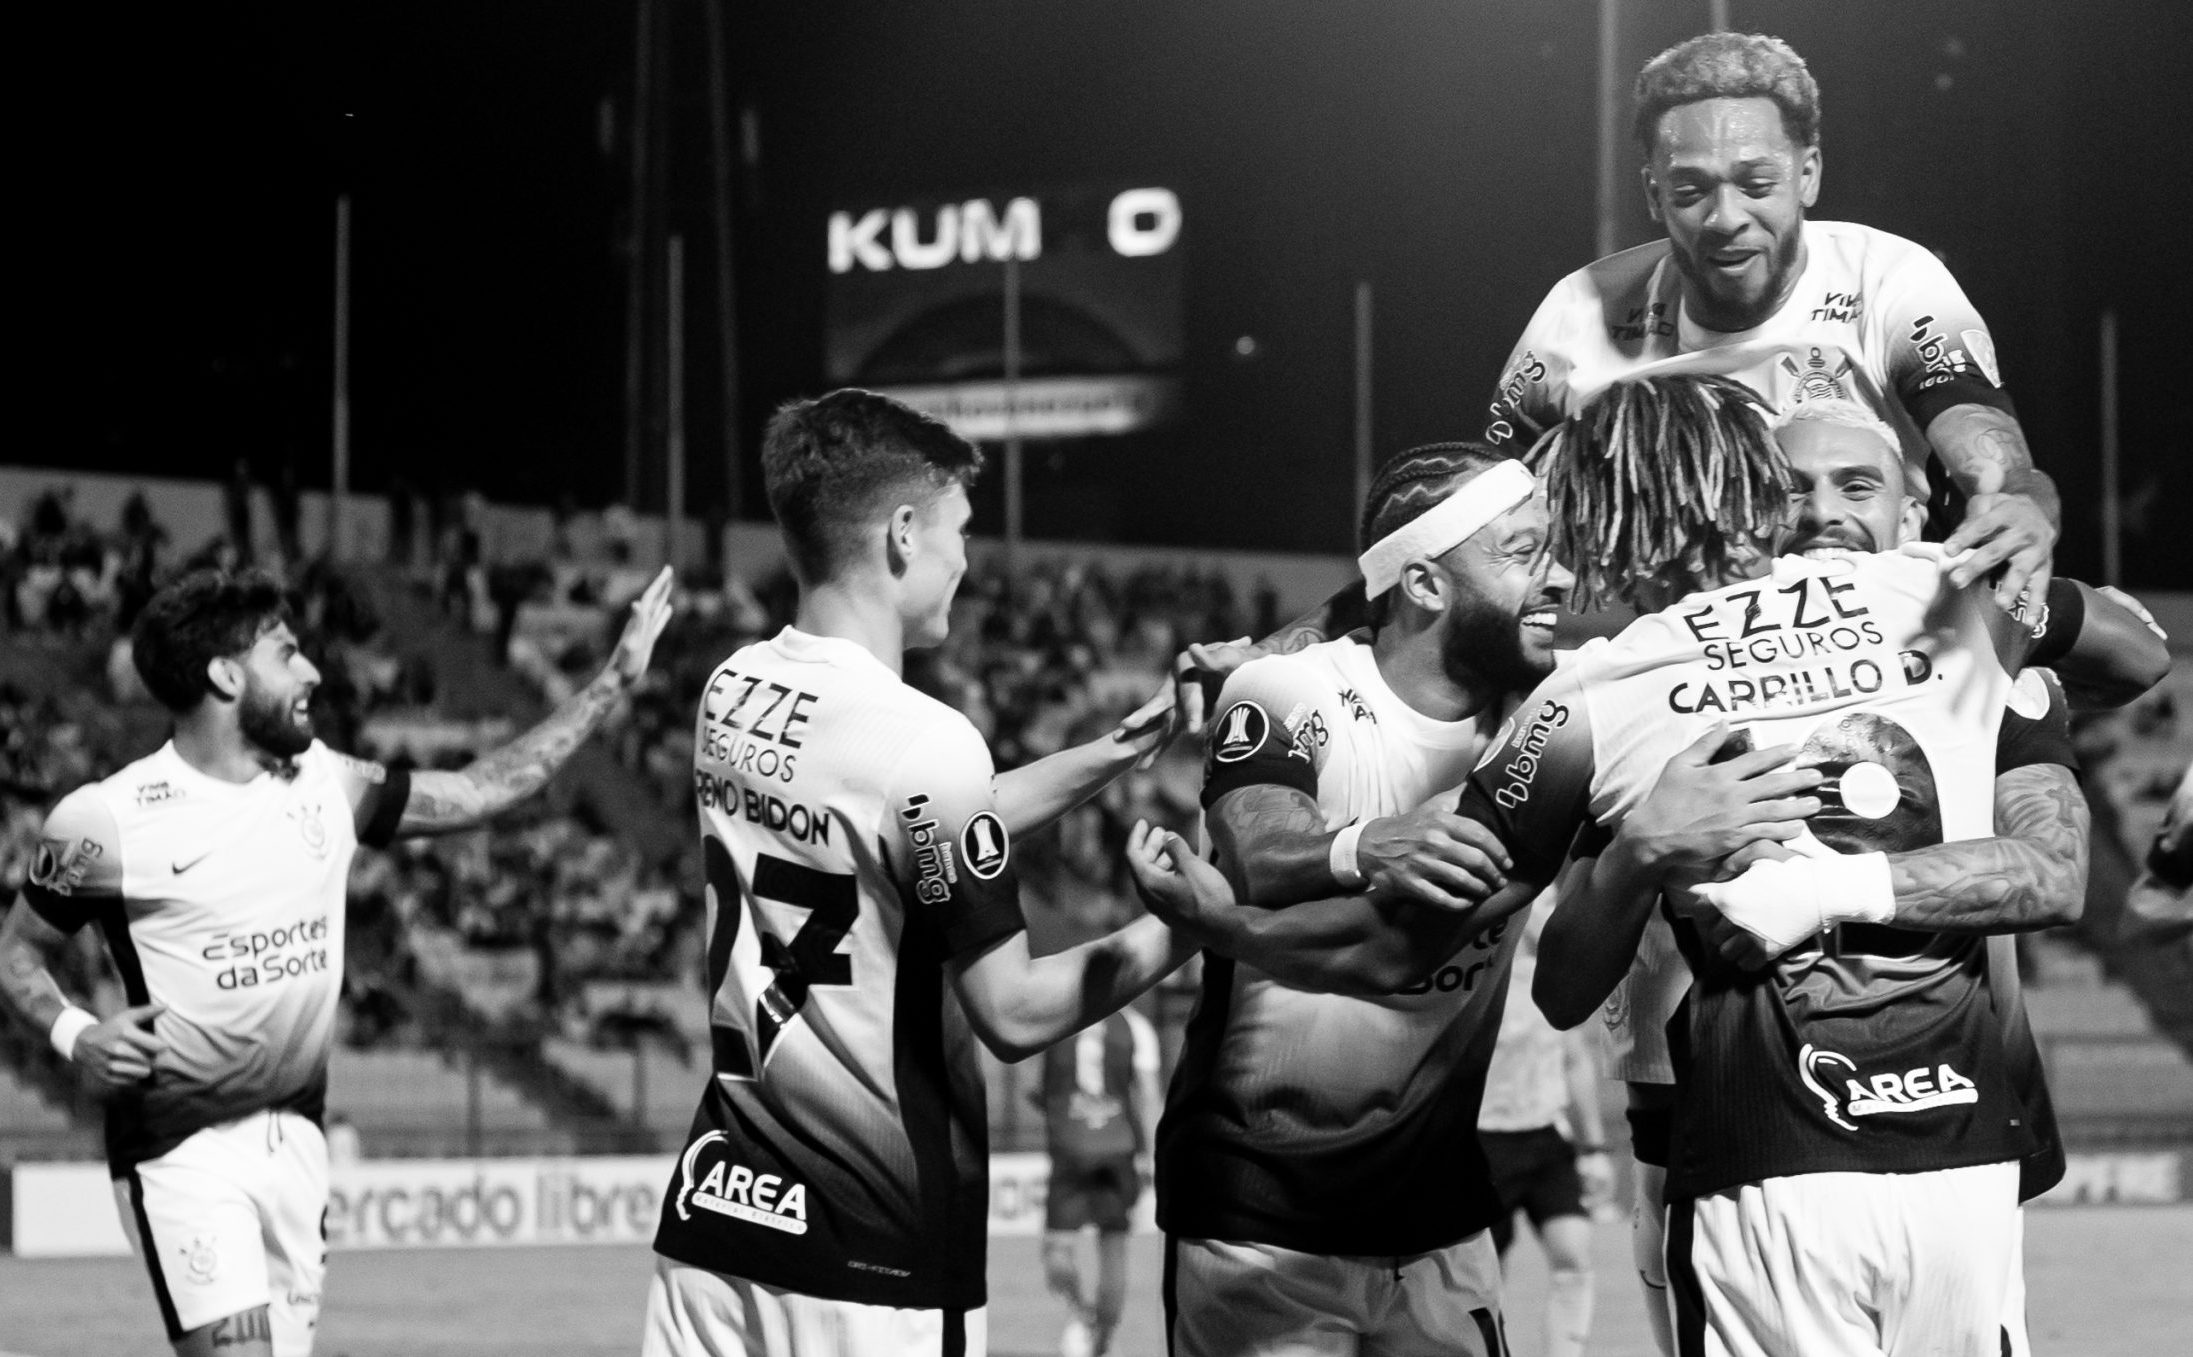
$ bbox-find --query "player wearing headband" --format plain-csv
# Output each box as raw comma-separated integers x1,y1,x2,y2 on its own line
1135,375,2089,1357
1155,445,1570,1357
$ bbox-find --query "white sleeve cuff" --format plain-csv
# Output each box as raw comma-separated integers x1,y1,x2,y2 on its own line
49,1007,97,1062
1329,821,1367,890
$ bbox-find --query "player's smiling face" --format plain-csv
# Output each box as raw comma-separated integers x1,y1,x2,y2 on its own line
1645,96,1820,333
232,620,321,759
1776,419,1923,559
1438,490,1574,691
902,482,972,650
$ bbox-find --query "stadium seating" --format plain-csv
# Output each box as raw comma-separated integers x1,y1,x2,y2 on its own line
325,1048,564,1157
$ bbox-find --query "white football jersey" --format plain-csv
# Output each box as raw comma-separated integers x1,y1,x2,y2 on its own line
26,742,362,1167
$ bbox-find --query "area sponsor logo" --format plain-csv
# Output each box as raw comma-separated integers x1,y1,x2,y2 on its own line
960,811,1010,880
674,1131,810,1235
1798,1042,1979,1132
1212,701,1270,764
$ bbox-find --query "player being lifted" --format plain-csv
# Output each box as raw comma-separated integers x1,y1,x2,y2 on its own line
1156,443,1571,1357
643,389,1193,1357
0,564,675,1357
1134,375,2091,1357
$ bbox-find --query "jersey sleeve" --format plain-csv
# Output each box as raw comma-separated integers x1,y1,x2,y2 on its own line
322,745,413,848
1454,672,1600,882
1483,289,1573,451
20,787,124,936
1199,656,1331,809
1871,238,2015,431
882,719,1027,962
1997,670,2079,776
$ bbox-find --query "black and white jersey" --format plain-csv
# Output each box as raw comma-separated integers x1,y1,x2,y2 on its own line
1161,638,1521,1256
651,627,1025,1311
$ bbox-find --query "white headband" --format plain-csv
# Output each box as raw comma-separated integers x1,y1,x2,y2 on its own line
1358,459,1537,599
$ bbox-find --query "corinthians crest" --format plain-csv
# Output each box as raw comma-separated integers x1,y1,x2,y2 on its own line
1777,346,1855,405
288,801,330,858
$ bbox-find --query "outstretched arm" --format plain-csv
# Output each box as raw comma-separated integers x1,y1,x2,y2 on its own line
387,567,674,836
2044,580,2170,712
991,685,1177,837
951,916,1196,1063
1170,586,1370,732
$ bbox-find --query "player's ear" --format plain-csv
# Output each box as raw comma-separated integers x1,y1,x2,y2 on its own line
204,654,245,702
1898,494,1926,547
1398,559,1448,614
1639,164,1664,224
1798,145,1822,209
885,504,916,578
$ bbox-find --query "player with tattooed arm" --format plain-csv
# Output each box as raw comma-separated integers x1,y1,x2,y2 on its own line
0,564,675,1357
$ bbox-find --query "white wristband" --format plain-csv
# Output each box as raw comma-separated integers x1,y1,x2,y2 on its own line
1329,821,1368,890
1815,850,1897,928
49,1007,97,1062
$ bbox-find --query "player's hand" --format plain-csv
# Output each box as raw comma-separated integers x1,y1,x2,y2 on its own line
1125,820,1237,941
604,565,676,686
2097,585,2169,643
1110,684,1181,771
1944,489,2055,612
1682,907,1788,971
1171,637,1259,736
1619,724,1822,878
1356,809,1511,911
71,1003,165,1092
1576,1148,1617,1211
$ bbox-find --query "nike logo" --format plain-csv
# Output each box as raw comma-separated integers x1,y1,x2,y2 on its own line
172,851,214,874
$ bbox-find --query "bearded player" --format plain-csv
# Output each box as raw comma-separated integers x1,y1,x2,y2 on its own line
0,564,674,1357
643,389,1192,1357
1156,443,1576,1357
1133,374,2090,1356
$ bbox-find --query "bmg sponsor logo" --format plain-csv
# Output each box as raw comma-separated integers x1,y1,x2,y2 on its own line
1492,700,1569,810
674,1131,810,1235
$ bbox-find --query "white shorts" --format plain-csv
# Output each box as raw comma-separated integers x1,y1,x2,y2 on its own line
1669,1161,2019,1357
1165,1232,1507,1357
113,1108,328,1355
640,1257,987,1357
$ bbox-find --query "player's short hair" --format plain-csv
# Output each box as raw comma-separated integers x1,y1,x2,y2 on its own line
1357,442,1518,626
130,568,294,713
1532,375,1792,611
1633,32,1821,153
760,388,983,583
1773,399,1904,479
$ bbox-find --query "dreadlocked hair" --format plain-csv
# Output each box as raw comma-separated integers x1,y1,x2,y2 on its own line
1529,375,1791,611
1357,442,1518,626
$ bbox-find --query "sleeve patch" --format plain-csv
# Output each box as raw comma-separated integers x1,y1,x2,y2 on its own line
1211,701,1273,763
960,811,1011,881
333,751,388,785
28,836,101,896
1478,697,1577,811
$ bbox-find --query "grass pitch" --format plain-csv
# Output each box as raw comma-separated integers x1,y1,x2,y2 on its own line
3,1207,2188,1356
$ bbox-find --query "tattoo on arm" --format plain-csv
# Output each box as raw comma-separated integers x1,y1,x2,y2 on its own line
0,906,72,1034
1886,764,2088,931
1932,405,2061,521
396,673,628,835
1207,784,1334,905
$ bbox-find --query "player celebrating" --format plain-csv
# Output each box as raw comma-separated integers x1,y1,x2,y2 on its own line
1133,375,2089,1357
0,563,675,1357
1484,30,2057,611
642,389,1193,1357
1037,1003,1161,1357
1158,443,1570,1357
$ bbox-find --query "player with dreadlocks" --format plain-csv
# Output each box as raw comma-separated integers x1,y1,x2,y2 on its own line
1149,441,1573,1357
1132,373,2091,1357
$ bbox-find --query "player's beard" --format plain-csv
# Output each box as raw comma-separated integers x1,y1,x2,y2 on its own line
1440,592,1544,698
239,678,314,759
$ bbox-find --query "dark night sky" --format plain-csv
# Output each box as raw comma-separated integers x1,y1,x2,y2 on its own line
27,1,2193,583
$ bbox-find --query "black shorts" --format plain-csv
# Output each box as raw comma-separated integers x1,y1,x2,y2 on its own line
1045,1153,1140,1233
1479,1126,1586,1252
